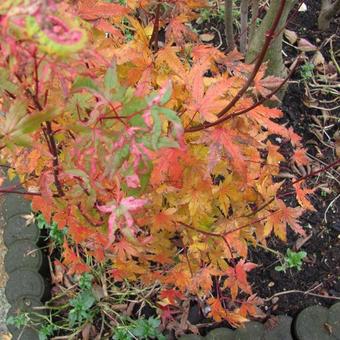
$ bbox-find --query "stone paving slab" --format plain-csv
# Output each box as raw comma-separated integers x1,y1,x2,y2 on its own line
0,196,10,337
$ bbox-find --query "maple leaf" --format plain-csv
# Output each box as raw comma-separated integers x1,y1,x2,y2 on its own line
150,147,192,188
292,147,310,166
239,294,265,318
113,238,140,260
78,0,130,20
95,19,124,42
223,259,257,300
156,46,187,80
208,127,247,178
32,196,53,223
159,305,177,323
207,297,227,322
97,196,147,245
165,16,197,46
181,178,212,216
151,208,177,232
164,263,192,291
293,182,315,211
264,200,305,241
253,71,284,101
207,297,248,325
159,289,184,305
62,241,90,275
190,267,214,294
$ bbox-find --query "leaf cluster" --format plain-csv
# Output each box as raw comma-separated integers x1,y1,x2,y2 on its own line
0,0,314,330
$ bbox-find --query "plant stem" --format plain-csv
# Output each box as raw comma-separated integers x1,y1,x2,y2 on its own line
291,158,340,185
45,121,64,197
0,188,42,196
318,0,340,31
149,3,161,51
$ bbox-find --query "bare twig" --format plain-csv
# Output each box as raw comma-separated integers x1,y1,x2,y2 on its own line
265,289,340,301
324,193,340,223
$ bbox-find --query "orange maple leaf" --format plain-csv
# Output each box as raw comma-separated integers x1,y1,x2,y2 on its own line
292,147,310,166
209,127,247,178
265,199,305,241
223,259,257,300
32,196,53,223
78,0,130,20
293,182,315,211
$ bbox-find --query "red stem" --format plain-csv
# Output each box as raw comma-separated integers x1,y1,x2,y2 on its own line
291,158,340,185
0,188,41,196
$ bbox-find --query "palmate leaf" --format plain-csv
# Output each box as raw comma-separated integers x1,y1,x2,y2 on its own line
264,200,305,241
0,101,58,146
77,0,130,21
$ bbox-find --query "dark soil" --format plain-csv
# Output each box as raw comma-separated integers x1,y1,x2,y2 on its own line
247,0,340,318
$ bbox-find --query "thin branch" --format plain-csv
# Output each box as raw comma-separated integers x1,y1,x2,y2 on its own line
25,74,65,197
0,188,42,196
291,158,340,185
179,221,234,258
45,121,64,197
265,289,340,301
149,3,161,51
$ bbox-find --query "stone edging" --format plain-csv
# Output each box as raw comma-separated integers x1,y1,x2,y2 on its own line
179,301,340,340
2,176,47,340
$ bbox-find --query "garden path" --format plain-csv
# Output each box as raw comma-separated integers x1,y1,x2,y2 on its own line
0,197,10,338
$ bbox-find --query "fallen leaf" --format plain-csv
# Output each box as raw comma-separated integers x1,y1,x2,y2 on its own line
298,38,317,52
312,51,325,66
284,29,298,44
199,33,215,42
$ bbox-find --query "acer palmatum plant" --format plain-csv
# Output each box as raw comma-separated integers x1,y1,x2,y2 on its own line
0,0,332,330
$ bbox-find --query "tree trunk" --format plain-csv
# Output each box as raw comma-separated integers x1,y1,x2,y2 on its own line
318,0,340,31
240,0,250,53
224,0,235,51
246,0,297,78
249,0,259,42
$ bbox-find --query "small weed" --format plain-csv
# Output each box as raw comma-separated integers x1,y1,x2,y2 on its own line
321,190,328,197
112,316,165,340
300,62,315,81
68,273,97,327
7,313,29,329
35,213,67,245
275,248,307,273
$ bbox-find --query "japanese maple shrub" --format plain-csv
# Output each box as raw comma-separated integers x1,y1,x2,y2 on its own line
0,0,313,328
